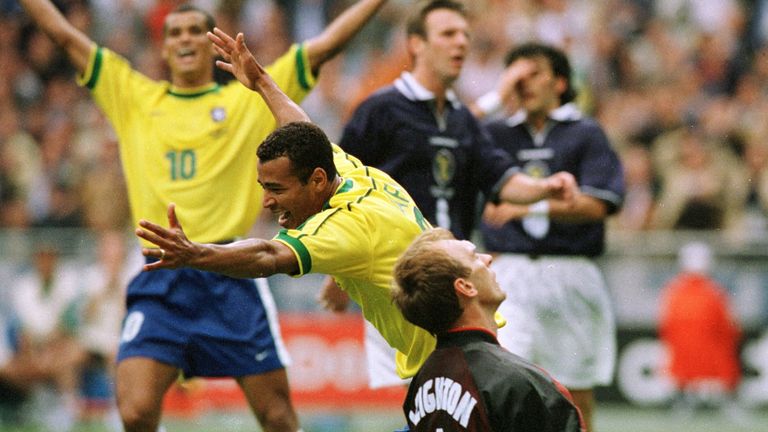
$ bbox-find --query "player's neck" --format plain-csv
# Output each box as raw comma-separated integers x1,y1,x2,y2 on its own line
326,175,344,197
170,71,215,90
451,307,497,336
411,69,452,100
526,111,549,132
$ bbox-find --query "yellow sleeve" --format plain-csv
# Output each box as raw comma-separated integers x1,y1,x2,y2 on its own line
265,43,316,103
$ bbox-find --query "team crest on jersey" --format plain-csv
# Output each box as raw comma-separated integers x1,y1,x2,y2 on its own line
211,107,226,122
524,160,551,179
432,149,456,187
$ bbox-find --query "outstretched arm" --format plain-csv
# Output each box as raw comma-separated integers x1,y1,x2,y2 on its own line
303,0,389,74
135,203,299,278
209,28,310,126
19,0,92,74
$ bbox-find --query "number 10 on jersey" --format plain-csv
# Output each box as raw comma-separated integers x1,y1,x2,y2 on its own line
166,149,197,180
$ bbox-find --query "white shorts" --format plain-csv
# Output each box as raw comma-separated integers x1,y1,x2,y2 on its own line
363,320,411,389
494,254,616,389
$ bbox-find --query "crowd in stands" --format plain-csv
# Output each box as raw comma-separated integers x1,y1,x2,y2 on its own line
1,0,768,428
0,0,768,236
2,0,768,236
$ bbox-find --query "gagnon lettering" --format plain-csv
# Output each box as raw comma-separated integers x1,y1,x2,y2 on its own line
408,376,478,427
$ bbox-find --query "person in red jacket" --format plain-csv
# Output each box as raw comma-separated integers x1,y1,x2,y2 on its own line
658,241,741,410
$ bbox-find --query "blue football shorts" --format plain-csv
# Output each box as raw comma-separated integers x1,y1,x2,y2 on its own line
117,264,290,378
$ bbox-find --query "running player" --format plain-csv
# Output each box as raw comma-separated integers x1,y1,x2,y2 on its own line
136,26,578,393
18,1,390,431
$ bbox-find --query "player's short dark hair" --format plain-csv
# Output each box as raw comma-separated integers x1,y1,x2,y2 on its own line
392,228,468,335
406,0,467,38
505,42,577,105
163,3,216,36
257,122,338,184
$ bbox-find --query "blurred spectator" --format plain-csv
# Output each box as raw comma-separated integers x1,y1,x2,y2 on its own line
613,143,656,231
80,232,131,362
650,125,748,230
658,241,747,421
10,243,89,431
4,0,768,236
27,115,84,228
79,132,130,232
78,231,133,427
739,127,768,233
0,311,56,427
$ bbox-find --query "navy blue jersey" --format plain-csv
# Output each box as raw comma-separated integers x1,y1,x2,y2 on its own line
482,104,624,256
340,73,516,240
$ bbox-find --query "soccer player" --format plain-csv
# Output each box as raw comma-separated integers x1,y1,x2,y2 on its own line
328,0,541,389
340,0,513,241
391,228,584,431
18,0,390,431
480,43,625,432
135,25,578,404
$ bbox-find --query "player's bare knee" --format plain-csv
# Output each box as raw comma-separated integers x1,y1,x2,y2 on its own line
256,400,298,432
117,394,161,432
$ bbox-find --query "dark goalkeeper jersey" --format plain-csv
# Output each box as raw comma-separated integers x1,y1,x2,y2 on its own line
403,328,584,432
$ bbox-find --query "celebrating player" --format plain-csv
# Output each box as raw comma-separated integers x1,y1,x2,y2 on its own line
135,25,578,401
18,0,390,430
328,0,576,389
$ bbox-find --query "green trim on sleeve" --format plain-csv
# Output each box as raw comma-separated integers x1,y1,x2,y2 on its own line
296,44,311,91
275,231,312,274
85,47,103,90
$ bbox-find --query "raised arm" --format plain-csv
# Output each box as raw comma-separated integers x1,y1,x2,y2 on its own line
209,28,310,125
303,0,388,73
19,0,93,74
135,203,299,278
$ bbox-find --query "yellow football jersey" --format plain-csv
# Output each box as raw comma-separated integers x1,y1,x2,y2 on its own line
275,144,435,378
77,44,315,245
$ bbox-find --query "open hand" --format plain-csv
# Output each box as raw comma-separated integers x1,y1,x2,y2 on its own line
317,276,350,313
208,27,266,91
135,203,200,271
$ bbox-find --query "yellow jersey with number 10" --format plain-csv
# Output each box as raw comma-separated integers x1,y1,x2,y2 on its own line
77,44,315,245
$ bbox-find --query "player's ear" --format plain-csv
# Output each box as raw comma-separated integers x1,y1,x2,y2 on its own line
555,76,568,98
309,167,328,190
407,34,425,62
454,278,477,298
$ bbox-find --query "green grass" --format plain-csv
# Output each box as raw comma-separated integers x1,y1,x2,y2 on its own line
2,403,767,431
